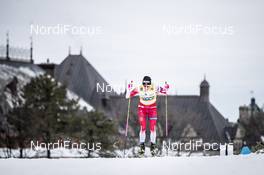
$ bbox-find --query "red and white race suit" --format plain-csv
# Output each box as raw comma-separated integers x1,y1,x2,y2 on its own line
127,83,169,144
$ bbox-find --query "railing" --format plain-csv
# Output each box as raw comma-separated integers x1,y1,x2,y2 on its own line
0,45,31,63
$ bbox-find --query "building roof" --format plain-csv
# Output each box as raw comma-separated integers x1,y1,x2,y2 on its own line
54,54,114,109
107,94,229,142
0,58,42,72
200,79,209,87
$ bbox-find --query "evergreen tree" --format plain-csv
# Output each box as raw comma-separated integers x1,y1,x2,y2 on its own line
8,74,119,158
80,111,117,157
9,74,79,158
8,102,33,158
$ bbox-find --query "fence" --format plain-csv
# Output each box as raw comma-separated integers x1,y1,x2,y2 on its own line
0,45,31,62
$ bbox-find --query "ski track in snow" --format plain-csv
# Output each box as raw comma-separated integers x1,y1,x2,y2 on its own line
0,155,264,175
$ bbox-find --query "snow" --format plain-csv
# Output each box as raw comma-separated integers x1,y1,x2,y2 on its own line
78,98,94,111
0,154,263,175
18,67,42,77
0,64,93,111
261,136,264,142
67,90,94,111
0,64,43,109
0,65,33,83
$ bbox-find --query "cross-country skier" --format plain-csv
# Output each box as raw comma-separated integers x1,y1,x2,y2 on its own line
126,76,169,156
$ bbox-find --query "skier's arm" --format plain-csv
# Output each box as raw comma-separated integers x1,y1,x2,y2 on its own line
129,88,139,97
125,81,139,98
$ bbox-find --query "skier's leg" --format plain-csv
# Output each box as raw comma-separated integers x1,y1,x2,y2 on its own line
138,107,146,143
139,126,146,143
149,119,157,144
138,107,146,155
149,107,157,144
149,108,158,156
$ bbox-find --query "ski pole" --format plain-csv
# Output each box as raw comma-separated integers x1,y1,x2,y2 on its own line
125,97,131,137
165,81,169,156
124,95,131,157
165,81,168,137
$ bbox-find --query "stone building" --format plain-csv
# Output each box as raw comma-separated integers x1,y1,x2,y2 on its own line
234,97,264,151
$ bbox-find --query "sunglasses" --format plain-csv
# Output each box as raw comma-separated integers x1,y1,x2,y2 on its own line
142,81,151,85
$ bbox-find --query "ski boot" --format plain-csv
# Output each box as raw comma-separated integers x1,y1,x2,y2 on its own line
138,143,145,157
150,143,158,156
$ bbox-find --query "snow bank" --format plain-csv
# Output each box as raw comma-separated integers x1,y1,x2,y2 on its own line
0,154,263,175
0,148,92,158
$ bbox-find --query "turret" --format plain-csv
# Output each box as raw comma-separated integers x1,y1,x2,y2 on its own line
30,36,34,63
200,77,210,102
6,32,9,60
80,46,82,55
68,46,71,55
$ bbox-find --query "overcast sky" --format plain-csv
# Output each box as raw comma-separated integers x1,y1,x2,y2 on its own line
1,0,264,121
